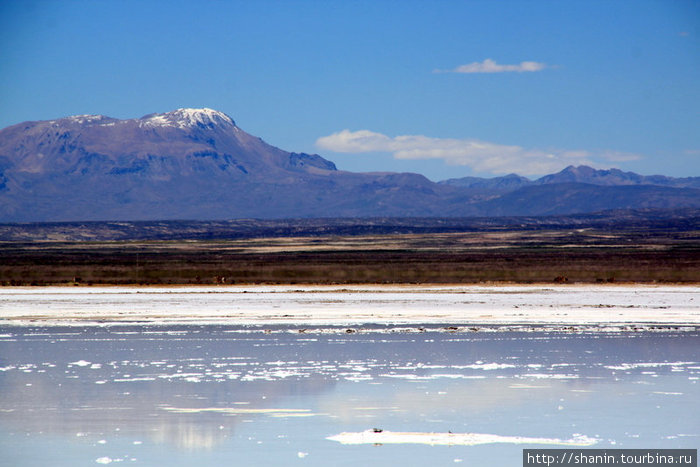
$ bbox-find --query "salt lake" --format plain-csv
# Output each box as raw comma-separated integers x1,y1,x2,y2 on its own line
0,286,698,466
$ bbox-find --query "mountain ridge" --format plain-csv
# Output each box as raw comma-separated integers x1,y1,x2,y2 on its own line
440,164,700,189
0,109,698,222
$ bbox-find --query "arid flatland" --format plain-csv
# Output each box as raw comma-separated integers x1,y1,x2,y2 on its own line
1,227,698,285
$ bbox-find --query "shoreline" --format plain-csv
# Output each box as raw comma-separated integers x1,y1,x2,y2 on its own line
2,280,700,287
1,284,698,328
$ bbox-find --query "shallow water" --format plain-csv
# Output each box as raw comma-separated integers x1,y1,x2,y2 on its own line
0,325,698,466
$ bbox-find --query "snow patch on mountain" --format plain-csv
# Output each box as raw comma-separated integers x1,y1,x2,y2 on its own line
66,115,110,125
139,108,235,129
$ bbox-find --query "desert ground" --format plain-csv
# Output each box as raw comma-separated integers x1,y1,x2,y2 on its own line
1,228,698,286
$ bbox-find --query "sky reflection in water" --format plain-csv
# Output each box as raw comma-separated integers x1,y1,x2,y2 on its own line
0,326,698,466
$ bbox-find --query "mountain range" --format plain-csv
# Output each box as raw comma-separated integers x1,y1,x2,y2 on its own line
0,108,698,222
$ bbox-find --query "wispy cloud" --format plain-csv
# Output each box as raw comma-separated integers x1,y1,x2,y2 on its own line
435,59,548,74
316,129,641,176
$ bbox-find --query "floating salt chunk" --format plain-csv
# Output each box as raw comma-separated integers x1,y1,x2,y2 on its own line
95,457,112,464
327,430,598,446
297,452,308,458
70,360,91,367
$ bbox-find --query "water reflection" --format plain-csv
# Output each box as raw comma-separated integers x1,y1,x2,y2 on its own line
0,326,698,466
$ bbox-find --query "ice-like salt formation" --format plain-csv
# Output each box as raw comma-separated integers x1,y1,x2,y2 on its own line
327,430,598,446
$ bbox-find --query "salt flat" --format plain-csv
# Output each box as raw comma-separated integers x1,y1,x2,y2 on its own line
1,308,697,465
0,284,697,327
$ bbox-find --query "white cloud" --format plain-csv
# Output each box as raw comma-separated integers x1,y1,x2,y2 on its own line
435,59,548,74
316,129,641,176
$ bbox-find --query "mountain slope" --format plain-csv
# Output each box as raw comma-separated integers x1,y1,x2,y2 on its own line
0,109,462,220
0,109,698,221
438,173,532,192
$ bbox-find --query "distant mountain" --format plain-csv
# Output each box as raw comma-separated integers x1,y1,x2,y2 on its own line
0,108,458,220
470,183,700,217
0,109,698,221
439,173,532,192
534,165,700,188
442,165,700,189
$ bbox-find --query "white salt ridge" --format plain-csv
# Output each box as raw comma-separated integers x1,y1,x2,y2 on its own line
344,375,374,382
604,361,696,371
70,360,92,367
326,430,599,446
157,373,203,380
521,374,579,379
113,377,156,382
161,407,313,416
380,373,486,381
453,363,517,370
1,285,697,327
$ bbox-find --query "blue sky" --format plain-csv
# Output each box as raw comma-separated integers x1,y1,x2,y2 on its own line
1,0,698,180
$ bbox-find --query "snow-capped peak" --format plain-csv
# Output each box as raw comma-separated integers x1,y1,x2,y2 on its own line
139,108,236,129
65,114,110,125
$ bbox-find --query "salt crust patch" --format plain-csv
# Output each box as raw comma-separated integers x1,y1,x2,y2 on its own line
161,407,313,416
380,373,486,380
1,284,697,327
326,430,598,446
520,373,579,379
604,361,696,370
454,363,516,370
70,360,91,367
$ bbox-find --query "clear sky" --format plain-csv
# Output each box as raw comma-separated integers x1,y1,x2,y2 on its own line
1,0,698,180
